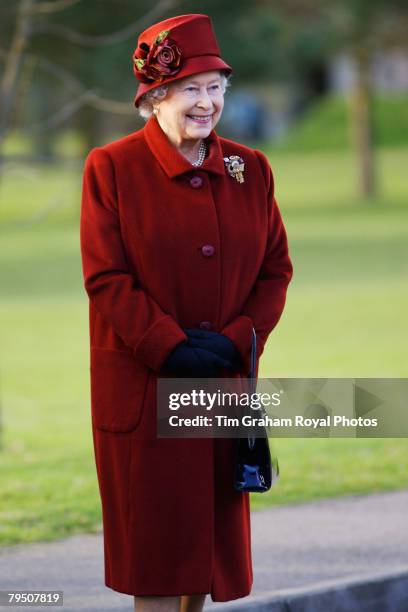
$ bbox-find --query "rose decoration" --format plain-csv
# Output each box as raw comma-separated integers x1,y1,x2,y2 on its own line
133,29,182,84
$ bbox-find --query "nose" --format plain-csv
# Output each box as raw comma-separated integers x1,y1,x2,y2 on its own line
196,88,214,110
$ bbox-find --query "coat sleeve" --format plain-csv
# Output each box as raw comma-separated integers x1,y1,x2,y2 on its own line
80,146,187,372
220,149,294,375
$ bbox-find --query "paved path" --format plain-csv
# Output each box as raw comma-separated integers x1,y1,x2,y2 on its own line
0,489,407,611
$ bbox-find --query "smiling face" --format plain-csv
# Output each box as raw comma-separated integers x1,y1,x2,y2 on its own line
152,70,225,148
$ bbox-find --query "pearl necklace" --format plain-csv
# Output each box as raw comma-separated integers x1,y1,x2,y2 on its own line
191,140,207,167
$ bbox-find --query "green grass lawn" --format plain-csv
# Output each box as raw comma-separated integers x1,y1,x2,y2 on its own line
0,147,407,544
269,94,408,151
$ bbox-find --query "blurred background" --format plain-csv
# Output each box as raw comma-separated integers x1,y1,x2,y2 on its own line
0,0,407,545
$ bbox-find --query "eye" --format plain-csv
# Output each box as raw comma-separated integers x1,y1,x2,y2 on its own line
186,86,198,92
211,85,220,90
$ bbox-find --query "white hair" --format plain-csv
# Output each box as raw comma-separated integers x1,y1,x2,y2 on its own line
137,70,232,121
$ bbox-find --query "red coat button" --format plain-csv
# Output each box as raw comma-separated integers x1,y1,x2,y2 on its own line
199,321,212,330
190,176,203,189
201,244,215,257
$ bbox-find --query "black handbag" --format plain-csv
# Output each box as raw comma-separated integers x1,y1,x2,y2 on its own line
233,327,279,493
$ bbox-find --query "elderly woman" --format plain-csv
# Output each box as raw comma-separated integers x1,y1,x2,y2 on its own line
80,12,293,612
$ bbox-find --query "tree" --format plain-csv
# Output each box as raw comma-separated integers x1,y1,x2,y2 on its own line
0,0,182,168
329,0,408,198
257,0,408,199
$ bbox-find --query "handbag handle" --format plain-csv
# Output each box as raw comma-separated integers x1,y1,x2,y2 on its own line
249,326,256,381
248,327,256,449
248,327,257,416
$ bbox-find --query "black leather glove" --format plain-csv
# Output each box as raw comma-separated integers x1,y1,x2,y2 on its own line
184,329,243,370
161,340,233,378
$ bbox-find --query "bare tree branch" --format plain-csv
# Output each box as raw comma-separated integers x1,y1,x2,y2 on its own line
32,54,88,94
0,0,34,140
0,0,182,165
0,46,135,133
30,0,82,15
28,89,98,130
0,47,80,94
26,88,133,132
90,94,134,114
0,0,180,144
31,0,181,46
32,54,136,113
12,53,39,130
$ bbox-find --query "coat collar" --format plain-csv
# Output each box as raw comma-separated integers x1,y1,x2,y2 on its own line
143,114,226,178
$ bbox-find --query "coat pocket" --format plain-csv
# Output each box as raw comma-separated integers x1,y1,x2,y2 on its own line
90,347,150,433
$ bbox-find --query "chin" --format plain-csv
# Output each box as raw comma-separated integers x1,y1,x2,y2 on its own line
186,126,212,138
192,124,213,132
188,122,213,129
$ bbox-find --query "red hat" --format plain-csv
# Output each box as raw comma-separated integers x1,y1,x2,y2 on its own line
132,13,233,108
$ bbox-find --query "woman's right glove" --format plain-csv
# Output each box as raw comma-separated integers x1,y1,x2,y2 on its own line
161,341,233,378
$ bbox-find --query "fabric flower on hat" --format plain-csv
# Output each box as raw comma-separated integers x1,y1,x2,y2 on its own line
133,29,182,84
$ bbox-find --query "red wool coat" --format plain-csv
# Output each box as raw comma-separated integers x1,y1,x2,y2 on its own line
80,114,293,602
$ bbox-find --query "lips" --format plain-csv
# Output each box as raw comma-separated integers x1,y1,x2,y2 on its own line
187,114,213,124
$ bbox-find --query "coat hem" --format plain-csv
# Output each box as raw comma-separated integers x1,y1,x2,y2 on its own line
210,586,253,603
105,580,252,602
106,581,210,598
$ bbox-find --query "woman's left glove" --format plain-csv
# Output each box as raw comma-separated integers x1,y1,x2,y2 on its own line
161,340,233,378
184,329,242,370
